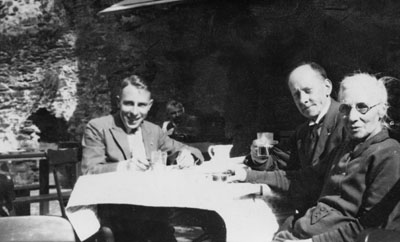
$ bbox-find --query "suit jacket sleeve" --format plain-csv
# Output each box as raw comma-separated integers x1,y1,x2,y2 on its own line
81,120,119,174
245,148,334,209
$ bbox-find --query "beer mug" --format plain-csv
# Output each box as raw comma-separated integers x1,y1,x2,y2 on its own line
254,132,277,158
150,150,168,170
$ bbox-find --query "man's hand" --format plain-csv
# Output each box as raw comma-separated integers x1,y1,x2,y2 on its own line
128,157,150,171
118,157,150,172
176,148,195,168
226,166,247,182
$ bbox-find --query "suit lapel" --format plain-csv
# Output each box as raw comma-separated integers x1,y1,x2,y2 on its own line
311,99,339,164
110,113,131,160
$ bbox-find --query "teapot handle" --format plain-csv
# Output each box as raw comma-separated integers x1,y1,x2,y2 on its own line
208,146,215,159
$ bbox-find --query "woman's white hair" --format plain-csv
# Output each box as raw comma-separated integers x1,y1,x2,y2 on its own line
339,72,389,127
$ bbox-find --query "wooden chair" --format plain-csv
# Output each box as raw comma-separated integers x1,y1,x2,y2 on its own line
0,215,76,242
13,149,78,216
47,148,115,242
46,148,80,218
10,148,115,242
0,215,115,242
14,148,79,217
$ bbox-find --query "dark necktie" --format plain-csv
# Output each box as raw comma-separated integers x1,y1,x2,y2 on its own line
305,123,320,160
129,128,138,134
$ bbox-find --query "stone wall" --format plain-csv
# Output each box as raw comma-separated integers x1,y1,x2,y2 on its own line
1,0,400,155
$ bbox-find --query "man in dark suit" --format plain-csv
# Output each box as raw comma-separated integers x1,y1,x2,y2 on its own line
162,100,201,143
81,75,204,242
247,62,347,214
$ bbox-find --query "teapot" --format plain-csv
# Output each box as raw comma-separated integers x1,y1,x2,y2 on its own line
208,144,233,161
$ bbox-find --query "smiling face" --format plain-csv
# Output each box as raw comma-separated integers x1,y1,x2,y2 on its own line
339,74,386,140
288,65,332,120
119,84,153,130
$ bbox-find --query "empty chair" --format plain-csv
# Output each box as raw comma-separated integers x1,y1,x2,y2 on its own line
0,215,115,242
13,148,80,216
47,148,80,218
0,216,76,242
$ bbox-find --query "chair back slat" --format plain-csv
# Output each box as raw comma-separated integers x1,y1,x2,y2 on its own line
47,148,79,166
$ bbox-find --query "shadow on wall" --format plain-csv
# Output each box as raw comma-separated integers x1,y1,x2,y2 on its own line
28,108,71,143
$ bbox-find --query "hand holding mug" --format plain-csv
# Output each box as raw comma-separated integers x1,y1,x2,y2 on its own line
251,132,278,163
250,140,270,164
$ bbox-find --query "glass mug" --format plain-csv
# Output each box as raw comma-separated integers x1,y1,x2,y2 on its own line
150,150,168,170
254,132,277,158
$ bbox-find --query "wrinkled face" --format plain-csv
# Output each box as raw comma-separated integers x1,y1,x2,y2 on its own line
168,106,184,123
339,85,383,140
288,66,332,120
119,85,153,130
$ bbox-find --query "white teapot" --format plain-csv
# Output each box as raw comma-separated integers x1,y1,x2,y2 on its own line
208,144,233,161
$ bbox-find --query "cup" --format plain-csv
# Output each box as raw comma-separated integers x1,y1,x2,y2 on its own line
212,173,228,182
255,132,276,157
257,132,274,144
150,150,168,170
210,171,233,182
208,144,233,161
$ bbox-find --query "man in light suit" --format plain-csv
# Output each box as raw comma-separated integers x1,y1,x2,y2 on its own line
82,76,203,174
246,62,347,216
81,75,204,242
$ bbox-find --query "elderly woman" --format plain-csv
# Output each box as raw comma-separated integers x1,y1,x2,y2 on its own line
230,73,400,242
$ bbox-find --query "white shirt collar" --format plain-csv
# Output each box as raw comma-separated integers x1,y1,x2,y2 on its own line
309,98,331,126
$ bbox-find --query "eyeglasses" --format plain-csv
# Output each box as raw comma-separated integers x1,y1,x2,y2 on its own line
339,103,380,115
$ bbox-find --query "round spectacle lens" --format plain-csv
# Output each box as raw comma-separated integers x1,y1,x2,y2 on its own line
339,103,380,115
355,103,370,114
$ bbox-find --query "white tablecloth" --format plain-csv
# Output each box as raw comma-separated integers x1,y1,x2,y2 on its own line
66,162,279,242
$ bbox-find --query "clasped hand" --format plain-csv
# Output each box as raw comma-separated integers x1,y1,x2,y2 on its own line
125,156,150,171
176,148,195,168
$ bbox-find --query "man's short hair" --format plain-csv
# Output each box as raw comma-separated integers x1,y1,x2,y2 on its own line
119,75,151,96
289,61,328,81
166,100,184,111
